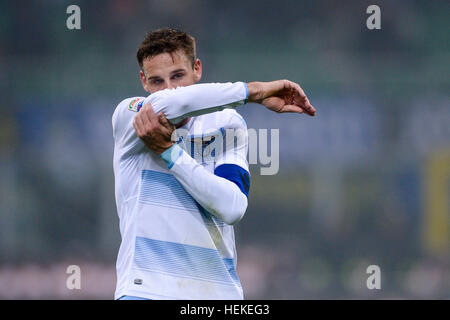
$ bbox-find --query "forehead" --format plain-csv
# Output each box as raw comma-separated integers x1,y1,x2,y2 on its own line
142,50,191,76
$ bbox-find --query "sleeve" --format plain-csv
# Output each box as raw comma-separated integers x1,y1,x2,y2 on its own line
213,111,250,197
144,82,249,124
214,164,250,198
112,82,249,154
213,111,249,172
160,111,251,225
161,144,248,225
112,97,146,156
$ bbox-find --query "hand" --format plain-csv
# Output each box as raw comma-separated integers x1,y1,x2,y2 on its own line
133,102,176,155
247,80,316,116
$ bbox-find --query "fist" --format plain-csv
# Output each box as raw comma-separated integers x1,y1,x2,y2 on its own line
133,102,176,155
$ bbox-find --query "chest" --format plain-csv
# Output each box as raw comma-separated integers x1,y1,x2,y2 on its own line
176,127,225,170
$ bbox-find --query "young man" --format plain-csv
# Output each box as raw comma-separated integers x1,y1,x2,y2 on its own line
112,28,315,300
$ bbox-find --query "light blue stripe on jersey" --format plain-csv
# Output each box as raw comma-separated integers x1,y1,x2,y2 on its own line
139,170,199,212
118,295,150,300
243,82,249,104
160,144,184,169
223,258,240,285
133,237,241,287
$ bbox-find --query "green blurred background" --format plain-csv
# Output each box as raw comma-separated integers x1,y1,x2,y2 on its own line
0,0,449,299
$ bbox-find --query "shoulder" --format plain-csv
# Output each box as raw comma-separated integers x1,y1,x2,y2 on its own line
112,97,145,136
222,108,247,129
211,109,249,171
112,97,145,122
195,108,247,132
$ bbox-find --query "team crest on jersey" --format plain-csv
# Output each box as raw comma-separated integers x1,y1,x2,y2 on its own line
128,98,144,112
192,137,216,158
187,129,225,163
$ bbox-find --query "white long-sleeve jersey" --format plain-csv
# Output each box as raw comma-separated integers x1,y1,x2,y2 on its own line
112,82,250,300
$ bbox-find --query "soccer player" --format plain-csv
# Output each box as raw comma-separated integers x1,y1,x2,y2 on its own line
112,28,315,300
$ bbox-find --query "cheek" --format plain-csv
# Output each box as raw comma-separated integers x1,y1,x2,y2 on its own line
148,83,165,93
175,75,195,87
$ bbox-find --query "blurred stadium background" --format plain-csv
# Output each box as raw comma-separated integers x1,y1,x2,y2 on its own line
0,0,449,299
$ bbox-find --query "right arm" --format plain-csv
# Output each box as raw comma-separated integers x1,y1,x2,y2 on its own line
144,80,316,124
144,82,249,124
114,79,316,153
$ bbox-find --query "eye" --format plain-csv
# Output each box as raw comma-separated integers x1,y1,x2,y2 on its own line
151,79,163,85
172,73,184,80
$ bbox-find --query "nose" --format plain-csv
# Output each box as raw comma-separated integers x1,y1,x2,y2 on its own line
166,81,176,90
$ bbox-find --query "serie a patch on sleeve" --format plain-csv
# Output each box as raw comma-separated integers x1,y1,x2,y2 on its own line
128,98,144,112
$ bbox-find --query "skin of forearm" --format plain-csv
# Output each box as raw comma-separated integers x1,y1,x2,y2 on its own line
247,81,285,103
246,81,267,103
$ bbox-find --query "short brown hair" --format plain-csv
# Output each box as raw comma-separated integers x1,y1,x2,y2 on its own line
136,28,196,69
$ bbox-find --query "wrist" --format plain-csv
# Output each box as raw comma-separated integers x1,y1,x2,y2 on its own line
160,143,184,169
246,82,266,103
154,141,175,156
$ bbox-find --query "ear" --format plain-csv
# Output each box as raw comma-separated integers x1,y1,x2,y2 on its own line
140,70,150,93
193,59,202,83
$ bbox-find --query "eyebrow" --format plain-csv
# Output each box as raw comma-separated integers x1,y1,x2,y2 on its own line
170,69,186,75
147,75,162,81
